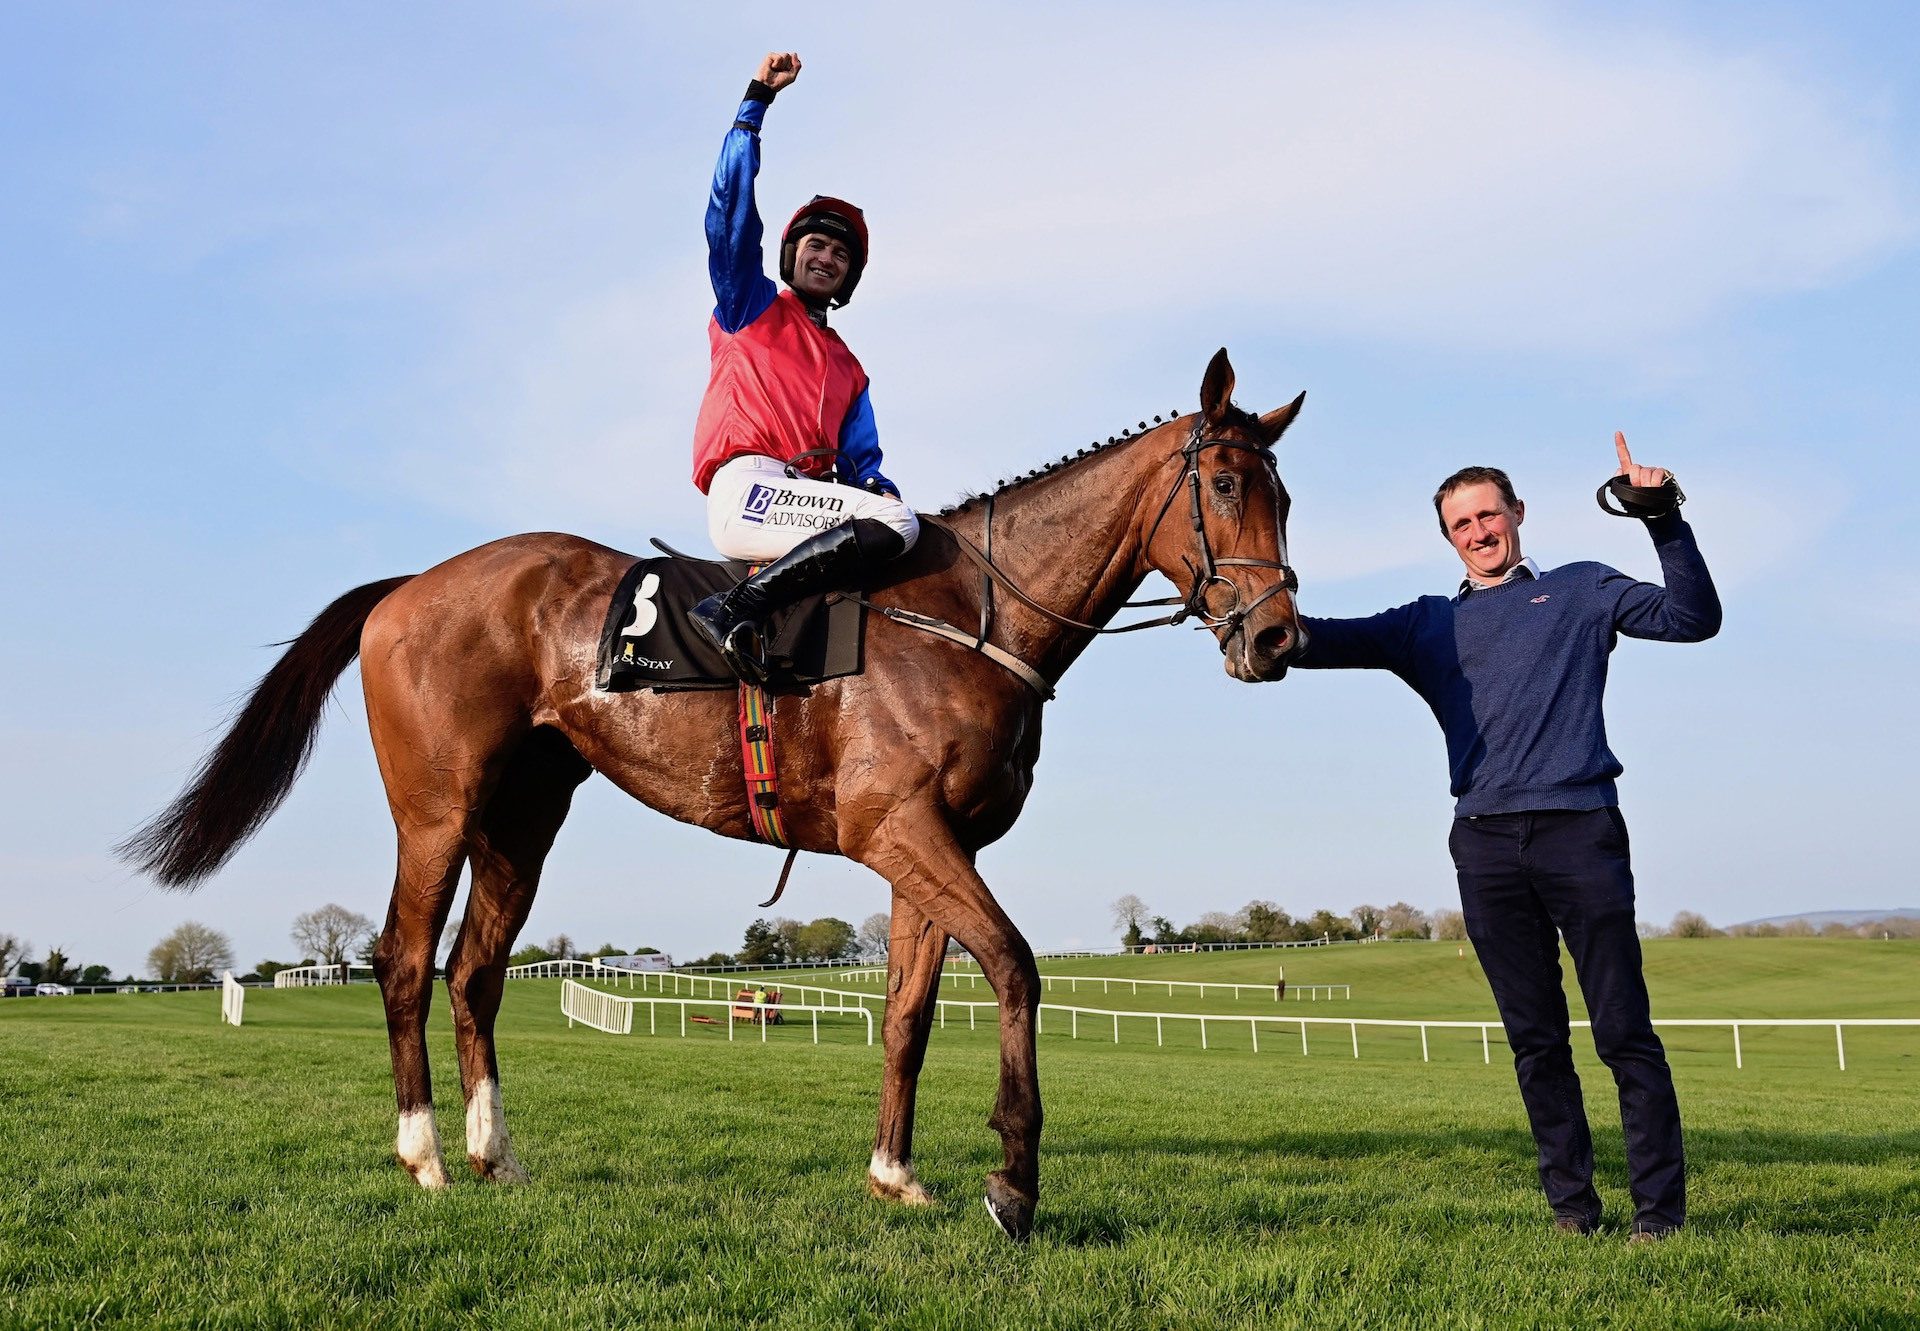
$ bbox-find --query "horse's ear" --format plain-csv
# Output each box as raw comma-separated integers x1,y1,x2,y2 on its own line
1259,391,1306,444
1200,348,1235,424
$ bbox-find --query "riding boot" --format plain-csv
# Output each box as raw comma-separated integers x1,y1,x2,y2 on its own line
689,518,906,684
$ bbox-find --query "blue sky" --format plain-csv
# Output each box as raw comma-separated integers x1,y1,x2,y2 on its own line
4,2,1917,975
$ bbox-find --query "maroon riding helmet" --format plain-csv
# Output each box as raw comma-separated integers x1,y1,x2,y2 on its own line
779,196,868,307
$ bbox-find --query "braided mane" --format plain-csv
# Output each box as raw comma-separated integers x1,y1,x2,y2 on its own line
940,402,1265,517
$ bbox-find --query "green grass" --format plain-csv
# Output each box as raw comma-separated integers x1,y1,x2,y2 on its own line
2,941,1916,1329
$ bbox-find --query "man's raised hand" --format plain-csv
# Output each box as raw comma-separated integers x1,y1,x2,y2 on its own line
757,52,802,91
1614,432,1670,490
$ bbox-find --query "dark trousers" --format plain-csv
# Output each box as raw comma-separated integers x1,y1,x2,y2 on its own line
1449,808,1685,1231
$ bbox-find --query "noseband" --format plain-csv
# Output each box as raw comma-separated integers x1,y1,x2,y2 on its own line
1136,425,1300,646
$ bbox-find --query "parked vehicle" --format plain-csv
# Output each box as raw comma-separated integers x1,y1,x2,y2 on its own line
2,977,35,998
34,983,74,996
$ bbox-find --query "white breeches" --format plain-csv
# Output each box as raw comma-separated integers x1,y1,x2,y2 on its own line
705,455,920,563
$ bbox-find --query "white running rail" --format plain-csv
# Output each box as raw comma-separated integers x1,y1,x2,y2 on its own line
273,962,373,988
561,979,874,1045
220,971,244,1026
505,958,606,979
833,966,1350,1002
557,972,1917,1071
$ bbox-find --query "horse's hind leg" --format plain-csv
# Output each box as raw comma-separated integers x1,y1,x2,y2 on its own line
371,819,468,1190
448,726,592,1182
869,895,947,1206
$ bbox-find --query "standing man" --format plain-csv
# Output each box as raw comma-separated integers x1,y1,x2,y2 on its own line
1294,435,1720,1242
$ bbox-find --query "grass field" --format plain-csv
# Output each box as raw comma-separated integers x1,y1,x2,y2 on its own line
2,941,1915,1329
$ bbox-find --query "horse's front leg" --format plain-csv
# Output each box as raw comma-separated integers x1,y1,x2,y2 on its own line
868,893,947,1206
853,805,1043,1241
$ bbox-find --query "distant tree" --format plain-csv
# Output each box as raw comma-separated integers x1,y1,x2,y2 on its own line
1188,911,1241,944
16,959,43,983
1111,894,1150,949
79,964,113,987
686,950,735,968
1432,909,1468,942
773,918,806,961
1243,901,1293,943
291,905,375,969
148,921,234,983
0,934,26,976
1668,911,1718,939
1779,919,1815,938
355,932,381,967
796,917,857,962
1380,902,1431,939
1351,904,1384,938
1818,921,1855,938
543,934,576,960
1307,909,1356,941
739,918,783,965
1864,916,1920,939
1148,915,1177,945
1731,922,1781,938
507,943,557,967
254,959,297,982
857,912,891,961
39,947,81,986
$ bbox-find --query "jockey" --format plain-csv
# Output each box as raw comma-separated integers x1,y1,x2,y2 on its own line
687,51,920,683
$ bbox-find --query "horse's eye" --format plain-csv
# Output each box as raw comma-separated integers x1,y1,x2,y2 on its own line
1212,474,1237,497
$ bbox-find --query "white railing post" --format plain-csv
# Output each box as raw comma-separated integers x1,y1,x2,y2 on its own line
1836,1024,1846,1071
1733,1023,1742,1070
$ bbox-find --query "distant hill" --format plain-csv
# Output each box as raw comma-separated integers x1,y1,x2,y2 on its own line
1731,908,1920,929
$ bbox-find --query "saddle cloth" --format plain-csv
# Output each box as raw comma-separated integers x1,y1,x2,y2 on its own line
595,551,865,693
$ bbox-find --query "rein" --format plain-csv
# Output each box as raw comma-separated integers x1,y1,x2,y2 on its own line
861,424,1298,695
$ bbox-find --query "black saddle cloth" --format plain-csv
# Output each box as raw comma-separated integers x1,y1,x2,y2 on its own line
595,550,865,693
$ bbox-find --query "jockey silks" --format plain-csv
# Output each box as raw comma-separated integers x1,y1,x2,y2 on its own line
691,91,893,497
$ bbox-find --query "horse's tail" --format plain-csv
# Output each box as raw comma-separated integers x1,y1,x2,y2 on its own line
119,575,416,888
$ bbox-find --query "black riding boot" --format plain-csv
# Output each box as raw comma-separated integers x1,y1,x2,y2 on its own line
688,518,905,684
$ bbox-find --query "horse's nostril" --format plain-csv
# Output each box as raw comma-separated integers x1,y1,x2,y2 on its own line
1253,625,1292,660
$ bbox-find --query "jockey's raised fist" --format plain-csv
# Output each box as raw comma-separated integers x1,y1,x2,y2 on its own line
756,52,802,91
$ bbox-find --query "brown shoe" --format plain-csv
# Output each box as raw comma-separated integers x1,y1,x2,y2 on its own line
1554,1216,1596,1236
1628,1226,1678,1245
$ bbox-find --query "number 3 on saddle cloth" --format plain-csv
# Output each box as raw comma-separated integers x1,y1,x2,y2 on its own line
594,550,866,695
595,549,869,853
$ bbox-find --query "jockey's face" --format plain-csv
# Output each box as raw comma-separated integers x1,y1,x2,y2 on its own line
789,233,851,303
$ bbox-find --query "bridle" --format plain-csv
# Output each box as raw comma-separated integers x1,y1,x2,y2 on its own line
920,421,1301,662
1134,422,1300,641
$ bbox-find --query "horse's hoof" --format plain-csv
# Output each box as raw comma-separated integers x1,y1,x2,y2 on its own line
868,1175,936,1206
868,1152,936,1206
468,1151,530,1184
400,1155,451,1191
983,1173,1035,1242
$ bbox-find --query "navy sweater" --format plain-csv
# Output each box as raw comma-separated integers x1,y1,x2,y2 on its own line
1297,513,1721,816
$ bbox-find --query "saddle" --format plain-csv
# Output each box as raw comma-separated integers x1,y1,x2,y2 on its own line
595,542,866,693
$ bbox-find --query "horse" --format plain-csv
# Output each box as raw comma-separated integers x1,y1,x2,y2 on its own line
121,349,1306,1240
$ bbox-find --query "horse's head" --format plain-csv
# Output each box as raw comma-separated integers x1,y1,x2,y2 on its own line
1140,349,1306,682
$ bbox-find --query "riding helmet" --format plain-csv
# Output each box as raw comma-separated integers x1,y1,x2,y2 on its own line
780,196,868,307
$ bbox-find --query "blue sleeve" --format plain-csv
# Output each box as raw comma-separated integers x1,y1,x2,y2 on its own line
1295,602,1424,672
1606,514,1722,643
706,98,780,334
836,387,896,495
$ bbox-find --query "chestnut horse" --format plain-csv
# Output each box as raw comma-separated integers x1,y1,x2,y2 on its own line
123,350,1305,1240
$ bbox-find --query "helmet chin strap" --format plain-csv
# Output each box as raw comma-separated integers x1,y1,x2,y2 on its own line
790,284,831,326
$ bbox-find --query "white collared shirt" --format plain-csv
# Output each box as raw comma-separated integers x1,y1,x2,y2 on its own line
1459,557,1542,598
